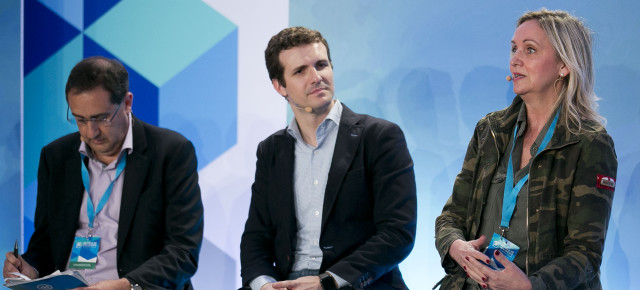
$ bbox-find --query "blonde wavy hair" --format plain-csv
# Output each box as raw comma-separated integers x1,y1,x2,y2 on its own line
518,9,605,133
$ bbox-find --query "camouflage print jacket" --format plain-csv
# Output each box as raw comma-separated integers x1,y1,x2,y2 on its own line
435,96,617,289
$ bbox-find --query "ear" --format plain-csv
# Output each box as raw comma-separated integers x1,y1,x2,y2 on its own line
272,79,287,98
559,63,570,77
124,92,134,113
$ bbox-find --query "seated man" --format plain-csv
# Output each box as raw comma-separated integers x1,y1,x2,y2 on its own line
240,27,417,290
3,56,204,289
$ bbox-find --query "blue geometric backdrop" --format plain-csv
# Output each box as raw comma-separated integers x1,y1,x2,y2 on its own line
4,1,639,289
22,0,237,243
20,1,238,288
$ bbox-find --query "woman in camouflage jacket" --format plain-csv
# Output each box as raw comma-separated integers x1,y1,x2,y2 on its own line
435,9,617,290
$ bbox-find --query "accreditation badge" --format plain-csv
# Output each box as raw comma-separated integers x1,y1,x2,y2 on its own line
482,233,519,270
69,236,100,269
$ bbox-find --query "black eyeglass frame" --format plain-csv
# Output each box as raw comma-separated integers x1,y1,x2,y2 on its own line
67,102,122,127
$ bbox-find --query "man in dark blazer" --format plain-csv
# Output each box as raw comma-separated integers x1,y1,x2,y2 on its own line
240,27,417,290
3,56,203,289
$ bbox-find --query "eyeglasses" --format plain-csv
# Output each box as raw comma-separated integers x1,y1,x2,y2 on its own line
67,102,122,127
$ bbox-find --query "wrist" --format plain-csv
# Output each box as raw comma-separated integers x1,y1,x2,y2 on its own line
318,272,337,290
125,277,142,290
448,239,463,256
25,265,39,280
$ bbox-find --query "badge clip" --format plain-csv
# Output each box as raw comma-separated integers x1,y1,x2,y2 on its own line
499,226,509,237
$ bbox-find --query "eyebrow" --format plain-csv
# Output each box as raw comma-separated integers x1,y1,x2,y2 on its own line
511,38,540,45
290,64,308,74
72,111,111,120
288,58,330,75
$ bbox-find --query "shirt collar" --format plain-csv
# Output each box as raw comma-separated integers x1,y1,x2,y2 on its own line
515,103,561,138
287,99,342,142
79,112,134,164
515,103,528,137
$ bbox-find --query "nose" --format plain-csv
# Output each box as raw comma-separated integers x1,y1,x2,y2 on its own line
510,50,523,67
310,67,323,83
83,121,101,139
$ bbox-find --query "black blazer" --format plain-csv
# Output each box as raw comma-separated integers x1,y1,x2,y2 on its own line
240,105,417,289
22,116,204,289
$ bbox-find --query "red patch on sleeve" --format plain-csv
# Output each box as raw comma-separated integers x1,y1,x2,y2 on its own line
596,174,616,191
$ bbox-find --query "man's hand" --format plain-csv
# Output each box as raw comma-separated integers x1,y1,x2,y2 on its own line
3,251,38,280
270,276,322,290
72,278,131,290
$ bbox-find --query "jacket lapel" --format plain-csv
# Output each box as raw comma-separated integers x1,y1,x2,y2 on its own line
322,105,363,228
63,149,84,218
117,117,150,258
273,133,297,249
57,150,85,268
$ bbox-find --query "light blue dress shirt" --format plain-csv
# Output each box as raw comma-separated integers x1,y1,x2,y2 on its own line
288,100,341,271
250,100,348,289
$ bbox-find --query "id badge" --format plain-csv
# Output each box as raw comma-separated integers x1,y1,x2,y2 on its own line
69,236,100,269
482,233,519,270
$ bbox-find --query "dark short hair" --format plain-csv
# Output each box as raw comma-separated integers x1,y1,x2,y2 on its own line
264,26,331,87
65,56,129,104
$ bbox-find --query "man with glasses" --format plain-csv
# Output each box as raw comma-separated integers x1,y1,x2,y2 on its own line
3,56,204,289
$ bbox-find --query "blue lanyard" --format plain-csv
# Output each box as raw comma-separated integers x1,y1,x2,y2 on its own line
80,154,127,229
500,110,559,232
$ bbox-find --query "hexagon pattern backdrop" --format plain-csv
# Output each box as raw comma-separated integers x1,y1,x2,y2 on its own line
7,0,640,289
22,0,240,287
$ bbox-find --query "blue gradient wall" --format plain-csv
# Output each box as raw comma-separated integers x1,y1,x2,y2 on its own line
290,1,640,288
5,1,639,289
0,0,22,255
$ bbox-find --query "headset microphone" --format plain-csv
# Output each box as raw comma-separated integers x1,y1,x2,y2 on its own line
506,75,513,82
286,96,313,113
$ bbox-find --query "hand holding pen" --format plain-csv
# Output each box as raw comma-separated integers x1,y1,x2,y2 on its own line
3,240,38,280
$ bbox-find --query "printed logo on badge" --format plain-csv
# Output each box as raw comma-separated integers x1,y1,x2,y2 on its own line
69,237,100,270
596,174,615,191
482,233,519,270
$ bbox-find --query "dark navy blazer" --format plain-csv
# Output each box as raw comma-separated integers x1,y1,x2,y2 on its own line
240,105,417,289
23,116,204,289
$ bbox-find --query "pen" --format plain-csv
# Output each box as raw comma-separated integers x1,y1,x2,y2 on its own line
14,239,19,258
